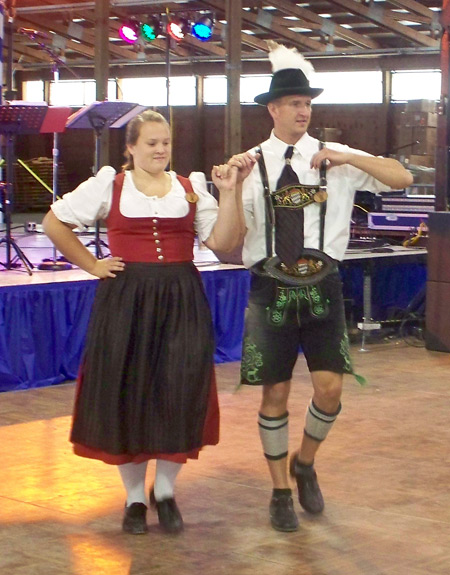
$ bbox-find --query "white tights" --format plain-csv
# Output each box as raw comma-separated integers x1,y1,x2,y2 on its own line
118,459,183,506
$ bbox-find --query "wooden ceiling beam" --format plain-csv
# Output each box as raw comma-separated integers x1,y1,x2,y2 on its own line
168,31,227,58
327,0,439,47
386,0,440,22
201,0,326,52
268,0,380,50
15,14,141,61
214,19,268,53
12,45,55,65
14,18,97,59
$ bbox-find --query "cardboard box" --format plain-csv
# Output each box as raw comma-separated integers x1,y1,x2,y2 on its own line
310,127,342,142
412,126,436,156
393,125,414,155
405,99,437,113
408,154,435,168
400,111,438,128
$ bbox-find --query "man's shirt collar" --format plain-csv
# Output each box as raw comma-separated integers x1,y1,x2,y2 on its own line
268,130,317,159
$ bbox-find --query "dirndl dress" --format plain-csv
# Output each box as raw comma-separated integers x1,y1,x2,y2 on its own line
70,173,219,464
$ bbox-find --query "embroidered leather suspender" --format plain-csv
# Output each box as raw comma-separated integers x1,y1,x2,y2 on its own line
254,141,337,286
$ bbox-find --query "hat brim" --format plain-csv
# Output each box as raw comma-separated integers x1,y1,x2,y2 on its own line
254,86,324,106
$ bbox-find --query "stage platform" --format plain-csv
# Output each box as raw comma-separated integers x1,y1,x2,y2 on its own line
0,229,427,392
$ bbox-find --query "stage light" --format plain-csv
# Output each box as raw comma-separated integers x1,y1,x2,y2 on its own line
192,15,214,42
167,17,189,41
141,16,162,42
119,20,140,44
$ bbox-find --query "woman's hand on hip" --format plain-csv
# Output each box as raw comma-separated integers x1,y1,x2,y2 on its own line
89,256,125,278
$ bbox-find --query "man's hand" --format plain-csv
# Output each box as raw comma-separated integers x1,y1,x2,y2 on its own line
227,151,260,183
310,147,351,170
89,256,125,279
310,148,414,188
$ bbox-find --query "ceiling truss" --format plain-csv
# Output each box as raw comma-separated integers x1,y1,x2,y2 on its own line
8,1,443,77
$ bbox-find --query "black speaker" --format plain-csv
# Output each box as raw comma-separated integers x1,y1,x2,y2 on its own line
426,212,450,352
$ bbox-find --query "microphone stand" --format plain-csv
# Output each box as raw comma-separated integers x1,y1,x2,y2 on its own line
18,29,79,270
17,28,80,80
38,59,72,270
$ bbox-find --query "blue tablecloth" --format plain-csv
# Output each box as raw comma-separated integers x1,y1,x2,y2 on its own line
0,269,251,392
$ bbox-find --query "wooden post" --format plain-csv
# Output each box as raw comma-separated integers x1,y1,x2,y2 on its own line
435,0,450,212
426,2,450,351
94,0,110,167
224,0,242,161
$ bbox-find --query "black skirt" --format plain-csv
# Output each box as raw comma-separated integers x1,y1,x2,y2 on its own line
71,262,217,457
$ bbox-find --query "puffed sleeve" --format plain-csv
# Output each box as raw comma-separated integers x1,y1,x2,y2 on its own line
51,166,116,228
189,171,219,243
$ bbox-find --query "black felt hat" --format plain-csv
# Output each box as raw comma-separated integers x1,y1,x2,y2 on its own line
254,68,323,105
254,42,323,106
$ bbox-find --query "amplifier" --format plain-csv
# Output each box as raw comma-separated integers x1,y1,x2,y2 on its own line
368,212,429,231
381,195,435,213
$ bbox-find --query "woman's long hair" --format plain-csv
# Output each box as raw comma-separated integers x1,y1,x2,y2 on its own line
122,109,170,171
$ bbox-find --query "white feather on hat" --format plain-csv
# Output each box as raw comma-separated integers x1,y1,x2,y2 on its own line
267,40,315,79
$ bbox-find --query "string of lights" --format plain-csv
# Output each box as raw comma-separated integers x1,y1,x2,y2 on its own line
119,13,214,45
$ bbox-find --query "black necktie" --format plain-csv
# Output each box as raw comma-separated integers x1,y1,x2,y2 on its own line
274,146,304,267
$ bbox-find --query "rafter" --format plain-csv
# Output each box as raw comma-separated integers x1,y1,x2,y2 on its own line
16,14,138,61
214,19,268,53
202,0,327,52
326,0,439,48
386,0,440,22
12,0,444,73
268,0,380,50
12,44,56,65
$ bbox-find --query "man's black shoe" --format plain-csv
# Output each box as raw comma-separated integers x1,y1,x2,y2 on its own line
289,455,324,514
122,502,148,534
269,490,299,532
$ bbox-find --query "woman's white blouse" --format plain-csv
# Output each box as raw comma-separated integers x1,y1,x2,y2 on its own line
51,167,219,243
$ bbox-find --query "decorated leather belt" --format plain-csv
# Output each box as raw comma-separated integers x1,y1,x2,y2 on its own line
252,249,338,287
271,183,328,210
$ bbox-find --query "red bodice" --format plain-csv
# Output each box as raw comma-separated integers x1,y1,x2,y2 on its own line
106,173,197,263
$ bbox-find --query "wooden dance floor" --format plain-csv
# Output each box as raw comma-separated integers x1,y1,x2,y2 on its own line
0,226,448,574
1,342,450,575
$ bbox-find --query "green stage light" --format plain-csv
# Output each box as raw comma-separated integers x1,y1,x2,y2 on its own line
141,17,162,42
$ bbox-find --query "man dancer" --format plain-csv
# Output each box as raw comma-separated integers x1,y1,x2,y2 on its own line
230,42,413,532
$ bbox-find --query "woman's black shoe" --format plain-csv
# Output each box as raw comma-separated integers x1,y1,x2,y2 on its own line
122,502,148,534
150,489,184,534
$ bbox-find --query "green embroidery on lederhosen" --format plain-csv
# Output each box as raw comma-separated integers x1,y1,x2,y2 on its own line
340,330,367,386
266,287,295,326
296,284,329,320
240,337,264,383
340,330,353,373
306,285,328,318
267,284,329,326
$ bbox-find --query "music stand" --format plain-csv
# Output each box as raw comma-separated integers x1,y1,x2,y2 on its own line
37,105,72,270
66,101,147,258
0,103,51,275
